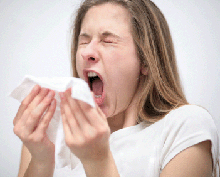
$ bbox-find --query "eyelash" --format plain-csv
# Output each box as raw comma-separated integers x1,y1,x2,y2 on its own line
78,39,115,45
103,40,113,43
79,42,88,45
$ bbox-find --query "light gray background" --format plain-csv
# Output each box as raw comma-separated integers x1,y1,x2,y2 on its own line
0,0,219,176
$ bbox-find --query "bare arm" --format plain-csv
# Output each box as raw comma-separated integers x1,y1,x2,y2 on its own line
160,140,213,177
82,150,120,177
18,144,55,177
18,145,31,177
82,141,212,177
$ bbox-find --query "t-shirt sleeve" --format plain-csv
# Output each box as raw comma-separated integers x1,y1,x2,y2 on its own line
160,105,219,176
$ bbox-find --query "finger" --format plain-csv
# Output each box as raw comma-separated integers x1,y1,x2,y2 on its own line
64,90,90,129
28,87,50,111
14,85,41,126
34,98,56,135
20,87,49,125
24,90,55,134
96,105,106,121
91,91,106,121
61,105,75,143
60,92,82,134
77,99,106,127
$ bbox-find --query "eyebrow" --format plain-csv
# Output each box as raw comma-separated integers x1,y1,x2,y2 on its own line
101,31,121,39
79,33,90,39
79,31,121,40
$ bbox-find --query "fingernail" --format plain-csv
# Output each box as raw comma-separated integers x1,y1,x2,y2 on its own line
42,88,49,93
91,91,95,100
47,91,54,98
33,85,40,92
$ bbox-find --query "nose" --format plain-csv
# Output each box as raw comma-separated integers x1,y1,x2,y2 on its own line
81,41,99,63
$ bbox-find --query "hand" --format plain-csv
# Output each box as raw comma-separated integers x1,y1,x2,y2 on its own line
13,85,56,164
59,88,111,163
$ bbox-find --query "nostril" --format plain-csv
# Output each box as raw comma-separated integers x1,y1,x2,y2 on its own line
90,57,95,61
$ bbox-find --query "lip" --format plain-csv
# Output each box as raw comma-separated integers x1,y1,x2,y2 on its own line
83,69,104,85
83,69,105,106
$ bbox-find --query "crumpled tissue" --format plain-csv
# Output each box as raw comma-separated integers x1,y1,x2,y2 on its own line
9,75,95,169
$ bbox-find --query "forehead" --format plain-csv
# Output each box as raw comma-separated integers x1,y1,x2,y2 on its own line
80,3,132,35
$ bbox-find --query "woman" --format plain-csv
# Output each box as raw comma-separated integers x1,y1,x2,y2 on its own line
14,0,219,176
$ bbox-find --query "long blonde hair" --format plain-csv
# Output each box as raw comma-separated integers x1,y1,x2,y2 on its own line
71,0,188,123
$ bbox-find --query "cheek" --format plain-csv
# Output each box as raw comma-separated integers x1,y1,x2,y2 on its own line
75,51,83,77
111,53,140,80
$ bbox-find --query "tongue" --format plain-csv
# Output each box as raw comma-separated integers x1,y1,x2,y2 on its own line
92,79,103,95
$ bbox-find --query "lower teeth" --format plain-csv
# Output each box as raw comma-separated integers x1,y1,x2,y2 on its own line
95,95,101,98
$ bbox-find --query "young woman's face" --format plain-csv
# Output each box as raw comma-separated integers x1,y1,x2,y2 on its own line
76,3,141,118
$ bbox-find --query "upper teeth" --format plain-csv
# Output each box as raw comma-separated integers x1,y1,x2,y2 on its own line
88,72,98,77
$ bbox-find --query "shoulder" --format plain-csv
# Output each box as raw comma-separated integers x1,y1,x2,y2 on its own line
166,104,212,120
160,104,219,173
162,104,219,151
163,104,216,131
160,140,213,177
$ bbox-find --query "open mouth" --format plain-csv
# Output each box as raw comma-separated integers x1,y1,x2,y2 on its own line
86,71,105,105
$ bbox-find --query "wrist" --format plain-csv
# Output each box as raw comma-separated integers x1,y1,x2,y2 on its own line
24,158,55,177
81,150,120,177
81,147,111,164
31,156,55,169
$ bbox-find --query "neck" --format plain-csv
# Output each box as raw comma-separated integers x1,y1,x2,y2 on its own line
107,109,137,133
107,112,125,133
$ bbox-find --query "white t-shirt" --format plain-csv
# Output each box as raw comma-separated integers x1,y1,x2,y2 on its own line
54,105,219,177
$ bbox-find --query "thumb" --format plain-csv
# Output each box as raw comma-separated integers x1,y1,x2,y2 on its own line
90,91,98,108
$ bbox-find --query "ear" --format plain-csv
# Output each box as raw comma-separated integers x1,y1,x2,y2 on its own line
141,65,148,75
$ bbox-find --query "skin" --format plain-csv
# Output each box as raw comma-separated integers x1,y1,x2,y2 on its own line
76,3,145,131
14,86,56,177
14,3,213,177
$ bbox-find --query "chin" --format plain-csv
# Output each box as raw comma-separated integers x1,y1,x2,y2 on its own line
100,105,117,119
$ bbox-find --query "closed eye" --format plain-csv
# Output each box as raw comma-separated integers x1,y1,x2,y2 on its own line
79,42,89,45
101,31,119,44
103,40,114,43
78,33,91,45
78,38,90,45
102,37,117,44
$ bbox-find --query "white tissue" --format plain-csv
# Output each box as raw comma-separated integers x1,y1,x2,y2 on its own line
9,75,95,169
